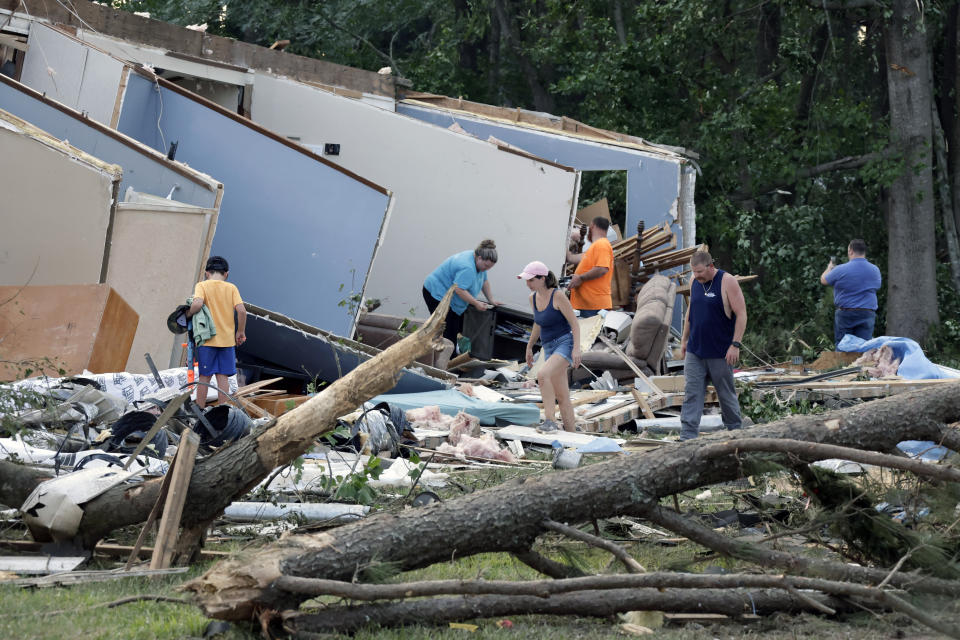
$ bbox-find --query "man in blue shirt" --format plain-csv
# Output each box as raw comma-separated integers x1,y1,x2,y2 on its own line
820,239,882,345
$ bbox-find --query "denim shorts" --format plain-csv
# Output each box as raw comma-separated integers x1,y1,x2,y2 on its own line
542,333,574,366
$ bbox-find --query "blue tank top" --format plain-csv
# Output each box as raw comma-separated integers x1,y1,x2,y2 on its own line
532,290,571,343
687,270,736,359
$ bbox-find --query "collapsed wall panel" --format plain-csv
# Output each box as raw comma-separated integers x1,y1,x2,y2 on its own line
116,71,392,336
0,72,221,210
0,109,120,287
249,73,580,319
239,303,451,395
20,23,125,126
398,102,685,243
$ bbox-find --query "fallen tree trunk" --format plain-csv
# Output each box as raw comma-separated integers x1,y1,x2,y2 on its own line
186,380,960,620
282,588,852,635
0,289,454,549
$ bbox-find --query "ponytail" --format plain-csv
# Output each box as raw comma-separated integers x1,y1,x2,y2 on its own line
544,271,558,289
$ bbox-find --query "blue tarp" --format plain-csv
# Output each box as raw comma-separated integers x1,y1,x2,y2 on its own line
369,389,540,426
837,335,959,380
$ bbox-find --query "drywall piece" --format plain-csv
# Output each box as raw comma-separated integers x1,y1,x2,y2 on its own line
238,303,451,396
0,109,120,287
108,192,217,372
116,71,392,335
0,284,138,380
20,23,125,126
398,101,685,242
249,72,580,318
0,72,222,210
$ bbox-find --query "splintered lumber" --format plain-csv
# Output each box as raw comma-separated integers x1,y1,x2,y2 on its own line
185,380,960,622
0,289,456,551
636,245,707,276
150,430,200,569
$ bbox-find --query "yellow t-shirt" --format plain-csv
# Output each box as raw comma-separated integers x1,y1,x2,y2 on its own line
194,279,243,347
570,237,614,310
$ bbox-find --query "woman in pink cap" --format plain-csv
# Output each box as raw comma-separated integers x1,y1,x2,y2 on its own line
518,260,581,433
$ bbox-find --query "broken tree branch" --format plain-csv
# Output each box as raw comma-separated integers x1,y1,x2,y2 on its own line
542,519,645,573
185,381,960,620
697,437,960,483
644,505,960,598
281,588,850,635
511,549,586,579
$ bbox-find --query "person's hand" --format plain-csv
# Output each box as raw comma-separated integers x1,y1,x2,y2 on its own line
525,346,535,368
489,299,503,307
473,300,491,311
236,331,247,346
571,346,581,369
569,274,582,289
726,344,740,366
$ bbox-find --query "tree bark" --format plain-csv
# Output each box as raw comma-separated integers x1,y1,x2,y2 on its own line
884,0,940,340
0,289,453,549
185,380,960,621
492,0,556,113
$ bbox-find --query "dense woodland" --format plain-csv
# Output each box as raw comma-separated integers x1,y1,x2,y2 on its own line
115,0,960,361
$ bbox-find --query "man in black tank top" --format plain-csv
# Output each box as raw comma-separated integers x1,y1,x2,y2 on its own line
679,251,748,440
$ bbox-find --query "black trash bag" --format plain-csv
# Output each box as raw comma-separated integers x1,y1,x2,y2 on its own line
201,405,252,447
106,411,169,459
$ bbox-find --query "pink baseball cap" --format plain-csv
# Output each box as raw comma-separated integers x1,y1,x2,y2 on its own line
517,261,549,280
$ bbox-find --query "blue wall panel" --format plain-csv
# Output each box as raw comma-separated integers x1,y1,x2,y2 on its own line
398,103,681,238
0,76,218,208
117,73,390,335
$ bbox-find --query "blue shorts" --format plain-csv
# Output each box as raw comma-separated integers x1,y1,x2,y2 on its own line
197,345,237,377
578,309,601,318
542,333,574,367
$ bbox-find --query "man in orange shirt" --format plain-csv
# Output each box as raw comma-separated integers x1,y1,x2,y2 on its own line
187,256,247,409
566,217,614,317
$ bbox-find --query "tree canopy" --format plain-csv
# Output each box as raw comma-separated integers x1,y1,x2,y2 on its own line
112,0,960,358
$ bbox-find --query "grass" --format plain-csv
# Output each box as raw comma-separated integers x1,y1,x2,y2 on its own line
3,455,959,638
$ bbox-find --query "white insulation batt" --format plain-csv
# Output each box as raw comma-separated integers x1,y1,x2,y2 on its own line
249,73,580,318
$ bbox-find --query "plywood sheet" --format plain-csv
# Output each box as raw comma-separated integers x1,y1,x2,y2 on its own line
0,284,138,379
107,198,215,372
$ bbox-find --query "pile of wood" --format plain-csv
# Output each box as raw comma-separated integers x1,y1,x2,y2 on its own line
569,221,707,308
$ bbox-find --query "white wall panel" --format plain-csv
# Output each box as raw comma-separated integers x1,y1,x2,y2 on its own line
21,23,123,125
251,72,579,318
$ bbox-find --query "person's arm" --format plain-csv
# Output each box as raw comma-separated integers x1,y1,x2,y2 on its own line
481,280,501,307
526,323,541,367
569,266,609,289
566,248,584,265
820,258,836,285
724,277,747,366
234,303,247,346
555,291,581,368
680,304,691,358
186,296,204,318
455,287,491,311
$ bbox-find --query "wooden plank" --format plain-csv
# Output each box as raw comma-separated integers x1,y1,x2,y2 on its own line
150,430,200,570
6,567,188,588
677,274,758,297
631,389,656,419
569,390,618,408
596,334,666,398
0,539,228,560
234,376,284,397
122,391,189,469
447,352,474,370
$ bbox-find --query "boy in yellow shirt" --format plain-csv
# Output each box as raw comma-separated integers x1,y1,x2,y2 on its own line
187,256,246,409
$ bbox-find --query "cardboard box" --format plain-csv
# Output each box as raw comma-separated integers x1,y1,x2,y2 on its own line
251,394,311,417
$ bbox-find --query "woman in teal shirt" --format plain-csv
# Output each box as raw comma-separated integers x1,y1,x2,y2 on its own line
423,239,501,343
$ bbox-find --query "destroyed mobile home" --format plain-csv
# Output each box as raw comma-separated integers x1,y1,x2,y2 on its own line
2,2,960,638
